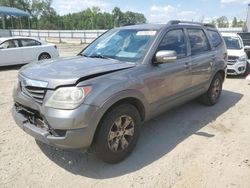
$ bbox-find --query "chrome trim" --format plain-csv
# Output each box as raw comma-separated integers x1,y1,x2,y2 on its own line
19,74,48,88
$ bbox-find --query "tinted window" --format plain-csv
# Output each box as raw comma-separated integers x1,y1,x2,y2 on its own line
238,33,250,46
187,29,210,55
21,39,41,47
0,40,19,49
223,36,243,50
208,30,222,47
158,29,187,58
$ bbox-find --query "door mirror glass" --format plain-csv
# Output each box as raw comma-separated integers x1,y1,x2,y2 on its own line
155,50,177,64
244,45,250,50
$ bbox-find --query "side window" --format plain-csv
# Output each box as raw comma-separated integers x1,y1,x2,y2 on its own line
208,30,222,47
21,39,41,47
0,40,18,49
187,29,210,55
158,29,187,58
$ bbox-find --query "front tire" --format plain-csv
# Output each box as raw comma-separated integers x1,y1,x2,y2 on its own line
244,62,250,76
200,73,223,106
92,104,141,164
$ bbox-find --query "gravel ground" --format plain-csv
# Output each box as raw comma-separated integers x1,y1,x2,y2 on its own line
0,45,250,188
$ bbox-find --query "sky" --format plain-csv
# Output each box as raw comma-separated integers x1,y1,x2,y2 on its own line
52,0,250,23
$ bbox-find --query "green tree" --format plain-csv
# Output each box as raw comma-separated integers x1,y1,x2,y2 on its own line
0,1,147,29
216,16,229,28
0,0,58,29
112,7,123,27
209,20,217,27
232,17,237,27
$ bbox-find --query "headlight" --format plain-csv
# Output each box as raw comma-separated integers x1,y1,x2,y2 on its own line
45,86,92,110
238,55,247,62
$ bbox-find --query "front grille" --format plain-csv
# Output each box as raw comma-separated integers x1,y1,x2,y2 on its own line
227,56,239,65
20,83,47,104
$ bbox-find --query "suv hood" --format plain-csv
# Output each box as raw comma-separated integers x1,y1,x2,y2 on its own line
227,49,246,57
19,56,136,89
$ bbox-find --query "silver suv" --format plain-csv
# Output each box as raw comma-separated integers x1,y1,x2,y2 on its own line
12,21,227,163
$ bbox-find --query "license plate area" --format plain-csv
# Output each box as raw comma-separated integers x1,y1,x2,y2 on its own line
15,103,48,129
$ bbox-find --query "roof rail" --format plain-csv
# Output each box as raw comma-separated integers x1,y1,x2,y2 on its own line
168,20,216,28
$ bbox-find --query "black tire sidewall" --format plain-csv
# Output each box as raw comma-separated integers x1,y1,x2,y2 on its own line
93,104,141,163
39,53,50,60
207,74,223,105
244,62,250,76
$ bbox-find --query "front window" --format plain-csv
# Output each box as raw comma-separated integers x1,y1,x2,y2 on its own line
157,29,187,59
223,36,243,50
0,40,19,49
81,29,157,62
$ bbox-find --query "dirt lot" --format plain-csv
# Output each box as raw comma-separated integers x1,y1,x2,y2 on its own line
0,45,250,188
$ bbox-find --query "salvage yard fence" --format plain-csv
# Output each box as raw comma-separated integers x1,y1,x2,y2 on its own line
10,29,107,44
8,27,243,44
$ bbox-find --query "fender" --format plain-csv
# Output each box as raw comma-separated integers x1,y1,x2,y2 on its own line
100,89,150,121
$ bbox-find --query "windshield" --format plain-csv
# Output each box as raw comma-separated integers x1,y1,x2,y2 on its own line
223,36,243,50
81,29,157,62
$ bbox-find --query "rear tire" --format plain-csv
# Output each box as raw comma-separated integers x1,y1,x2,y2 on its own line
92,104,141,164
39,53,51,60
200,73,223,106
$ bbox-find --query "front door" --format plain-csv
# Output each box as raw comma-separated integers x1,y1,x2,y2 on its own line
0,39,22,66
148,29,192,112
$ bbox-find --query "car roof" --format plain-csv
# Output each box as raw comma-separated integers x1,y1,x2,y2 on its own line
0,36,42,43
118,22,217,31
221,32,240,37
118,23,166,30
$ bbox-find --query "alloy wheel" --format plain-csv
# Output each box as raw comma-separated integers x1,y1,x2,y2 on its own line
108,115,135,152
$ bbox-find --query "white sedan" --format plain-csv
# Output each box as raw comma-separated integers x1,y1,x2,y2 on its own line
0,37,59,66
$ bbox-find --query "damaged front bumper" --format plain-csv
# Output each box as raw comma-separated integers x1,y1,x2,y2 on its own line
12,100,101,150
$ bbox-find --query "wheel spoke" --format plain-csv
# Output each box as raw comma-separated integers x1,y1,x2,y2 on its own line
124,127,134,136
108,130,117,141
120,136,129,150
123,117,132,128
114,117,122,128
111,138,120,151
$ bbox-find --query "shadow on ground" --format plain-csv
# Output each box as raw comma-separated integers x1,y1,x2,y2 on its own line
0,64,24,71
37,89,243,179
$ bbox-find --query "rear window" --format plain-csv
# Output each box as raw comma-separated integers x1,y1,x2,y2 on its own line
21,39,41,47
187,29,210,55
208,30,222,47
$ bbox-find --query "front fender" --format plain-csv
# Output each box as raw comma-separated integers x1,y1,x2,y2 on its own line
100,89,150,120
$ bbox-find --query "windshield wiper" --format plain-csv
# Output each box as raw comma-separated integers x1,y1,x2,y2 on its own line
81,54,117,61
88,54,112,59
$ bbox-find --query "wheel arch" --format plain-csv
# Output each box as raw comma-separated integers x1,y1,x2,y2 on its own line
38,52,51,60
90,90,149,146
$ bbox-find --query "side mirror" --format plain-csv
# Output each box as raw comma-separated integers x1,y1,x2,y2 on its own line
154,50,177,64
244,45,250,50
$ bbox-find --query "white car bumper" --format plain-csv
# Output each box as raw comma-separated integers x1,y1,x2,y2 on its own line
227,61,247,75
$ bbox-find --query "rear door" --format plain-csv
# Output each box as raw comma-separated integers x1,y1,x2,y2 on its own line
0,39,23,66
19,39,42,63
186,28,214,87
